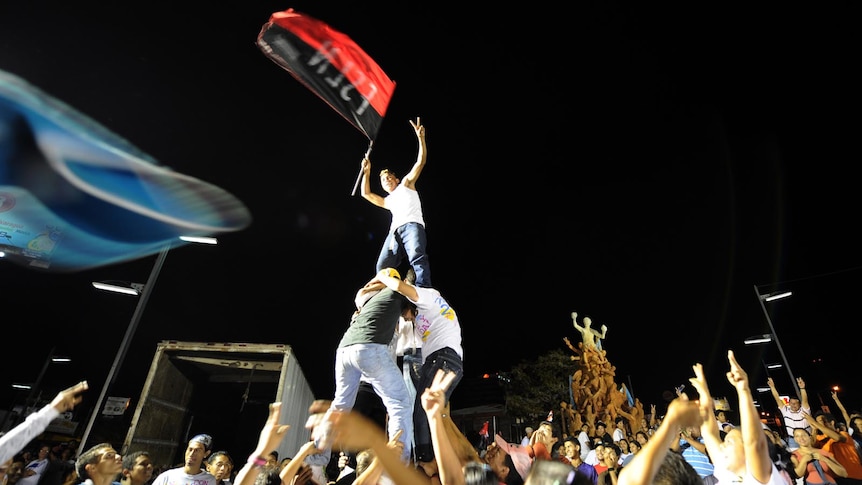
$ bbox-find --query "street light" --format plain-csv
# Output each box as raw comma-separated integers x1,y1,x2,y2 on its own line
744,334,773,345
178,236,218,244
77,236,218,456
77,246,169,456
26,347,72,409
752,285,799,398
763,291,792,302
91,281,145,296
1,348,70,431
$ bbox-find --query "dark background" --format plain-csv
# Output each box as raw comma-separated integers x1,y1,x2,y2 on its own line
1,0,861,435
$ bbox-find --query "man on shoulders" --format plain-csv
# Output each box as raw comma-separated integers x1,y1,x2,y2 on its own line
360,117,432,288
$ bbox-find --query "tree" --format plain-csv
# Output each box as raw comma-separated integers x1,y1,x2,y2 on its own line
504,349,577,425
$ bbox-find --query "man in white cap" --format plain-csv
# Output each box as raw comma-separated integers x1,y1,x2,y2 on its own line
150,434,216,485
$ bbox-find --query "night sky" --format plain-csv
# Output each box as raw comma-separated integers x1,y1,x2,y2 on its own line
2,1,861,427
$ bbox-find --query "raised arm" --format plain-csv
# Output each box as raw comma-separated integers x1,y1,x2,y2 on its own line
423,369,464,485
766,377,786,409
402,117,426,190
649,404,657,429
0,380,88,465
726,350,772,484
353,431,403,485
803,412,841,442
688,364,724,458
234,402,290,485
278,441,320,485
360,157,386,207
832,391,852,431
326,411,428,485
797,377,810,411
617,395,701,485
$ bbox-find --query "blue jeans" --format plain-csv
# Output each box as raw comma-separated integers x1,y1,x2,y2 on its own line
332,343,414,462
411,347,463,462
376,222,431,288
401,349,422,459
403,350,423,400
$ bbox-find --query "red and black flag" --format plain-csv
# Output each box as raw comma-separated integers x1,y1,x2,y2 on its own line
257,8,396,143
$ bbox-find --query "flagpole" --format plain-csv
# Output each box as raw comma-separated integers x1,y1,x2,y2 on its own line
351,140,374,196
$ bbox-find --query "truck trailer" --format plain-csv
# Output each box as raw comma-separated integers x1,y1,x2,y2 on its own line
123,340,316,468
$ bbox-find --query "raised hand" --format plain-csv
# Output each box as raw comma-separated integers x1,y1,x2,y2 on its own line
421,368,457,417
688,363,714,422
724,350,749,392
255,403,290,456
51,381,88,413
410,117,425,139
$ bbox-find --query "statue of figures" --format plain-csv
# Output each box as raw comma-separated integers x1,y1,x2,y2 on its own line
572,312,607,350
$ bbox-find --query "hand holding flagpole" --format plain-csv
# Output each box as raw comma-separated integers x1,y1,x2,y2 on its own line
257,8,395,197
351,140,374,196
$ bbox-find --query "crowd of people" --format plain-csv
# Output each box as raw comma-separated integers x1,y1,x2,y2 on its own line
3,328,862,485
2,118,862,485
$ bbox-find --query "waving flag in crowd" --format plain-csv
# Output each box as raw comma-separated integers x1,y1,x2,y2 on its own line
257,8,396,145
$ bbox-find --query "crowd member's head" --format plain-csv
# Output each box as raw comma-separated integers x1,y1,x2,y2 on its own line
185,434,213,471
75,443,123,484
2,457,26,485
463,461,498,485
814,410,839,431
524,460,591,485
121,451,154,485
484,437,528,485
562,437,579,461
265,451,278,469
207,451,233,484
601,443,620,468
594,422,607,441
850,415,862,437
652,450,701,485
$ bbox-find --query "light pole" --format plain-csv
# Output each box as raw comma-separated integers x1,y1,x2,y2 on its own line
752,285,799,398
25,347,72,408
77,245,169,457
1,349,70,431
76,236,218,456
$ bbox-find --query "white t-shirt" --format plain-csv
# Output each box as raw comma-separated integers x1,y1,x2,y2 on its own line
150,467,217,485
408,287,463,361
16,458,48,485
584,449,599,466
384,184,424,233
713,462,787,485
394,317,421,357
779,404,811,437
577,431,591,459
